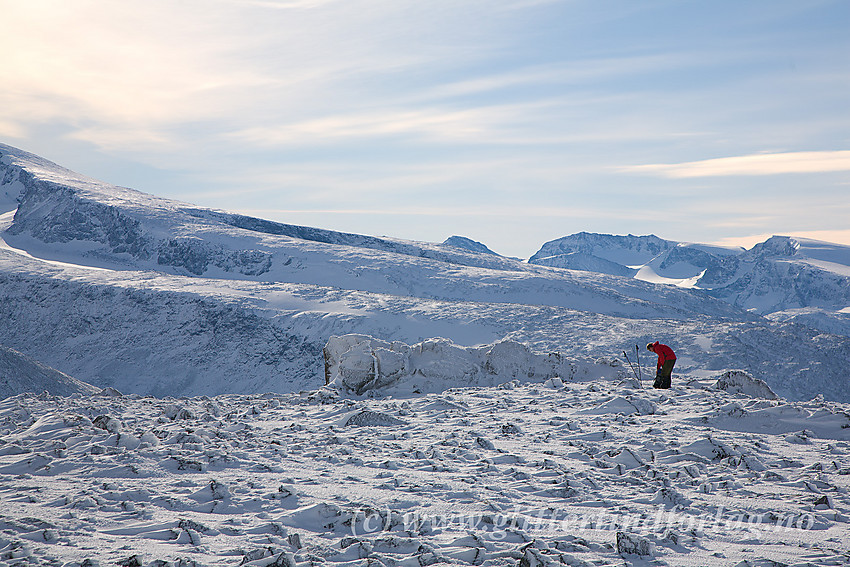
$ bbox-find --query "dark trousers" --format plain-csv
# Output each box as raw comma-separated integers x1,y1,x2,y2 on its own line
654,359,675,389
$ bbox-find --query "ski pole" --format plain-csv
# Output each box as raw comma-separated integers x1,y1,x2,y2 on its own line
623,351,640,382
635,344,643,387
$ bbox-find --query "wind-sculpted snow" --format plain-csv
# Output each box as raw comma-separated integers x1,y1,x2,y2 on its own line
0,378,847,566
322,335,621,396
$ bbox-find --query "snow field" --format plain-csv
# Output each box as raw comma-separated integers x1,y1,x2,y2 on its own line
0,375,848,567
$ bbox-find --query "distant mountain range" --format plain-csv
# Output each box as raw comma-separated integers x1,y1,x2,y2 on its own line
1,142,848,401
528,231,850,337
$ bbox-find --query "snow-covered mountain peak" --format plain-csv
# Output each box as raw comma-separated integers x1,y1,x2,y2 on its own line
440,235,499,256
748,235,802,258
529,230,850,337
529,232,672,266
1,143,537,279
1,143,95,191
0,143,749,320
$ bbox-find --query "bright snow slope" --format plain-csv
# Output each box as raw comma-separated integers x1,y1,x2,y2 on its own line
1,142,849,401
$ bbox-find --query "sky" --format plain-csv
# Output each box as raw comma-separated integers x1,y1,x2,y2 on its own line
1,0,849,259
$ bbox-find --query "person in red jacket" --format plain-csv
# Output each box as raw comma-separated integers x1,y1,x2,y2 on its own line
647,341,676,389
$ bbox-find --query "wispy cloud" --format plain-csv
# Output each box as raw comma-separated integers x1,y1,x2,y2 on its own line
0,3,275,143
418,54,689,101
227,107,493,146
0,1,438,152
624,151,850,178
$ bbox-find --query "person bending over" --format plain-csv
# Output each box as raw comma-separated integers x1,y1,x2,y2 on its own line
647,341,676,389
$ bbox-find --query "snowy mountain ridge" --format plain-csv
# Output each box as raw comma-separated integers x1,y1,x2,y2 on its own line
1,143,525,278
1,142,849,402
0,344,98,398
3,143,746,319
530,231,850,337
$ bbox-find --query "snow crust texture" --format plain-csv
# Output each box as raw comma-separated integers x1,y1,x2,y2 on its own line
0,376,848,567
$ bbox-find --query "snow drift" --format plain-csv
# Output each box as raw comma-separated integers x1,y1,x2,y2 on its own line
0,375,847,566
713,370,779,399
322,334,622,396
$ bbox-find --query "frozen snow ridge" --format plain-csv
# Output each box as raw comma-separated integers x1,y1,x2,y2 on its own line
322,334,621,396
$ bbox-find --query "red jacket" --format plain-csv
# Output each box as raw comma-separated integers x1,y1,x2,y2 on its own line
651,341,676,368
